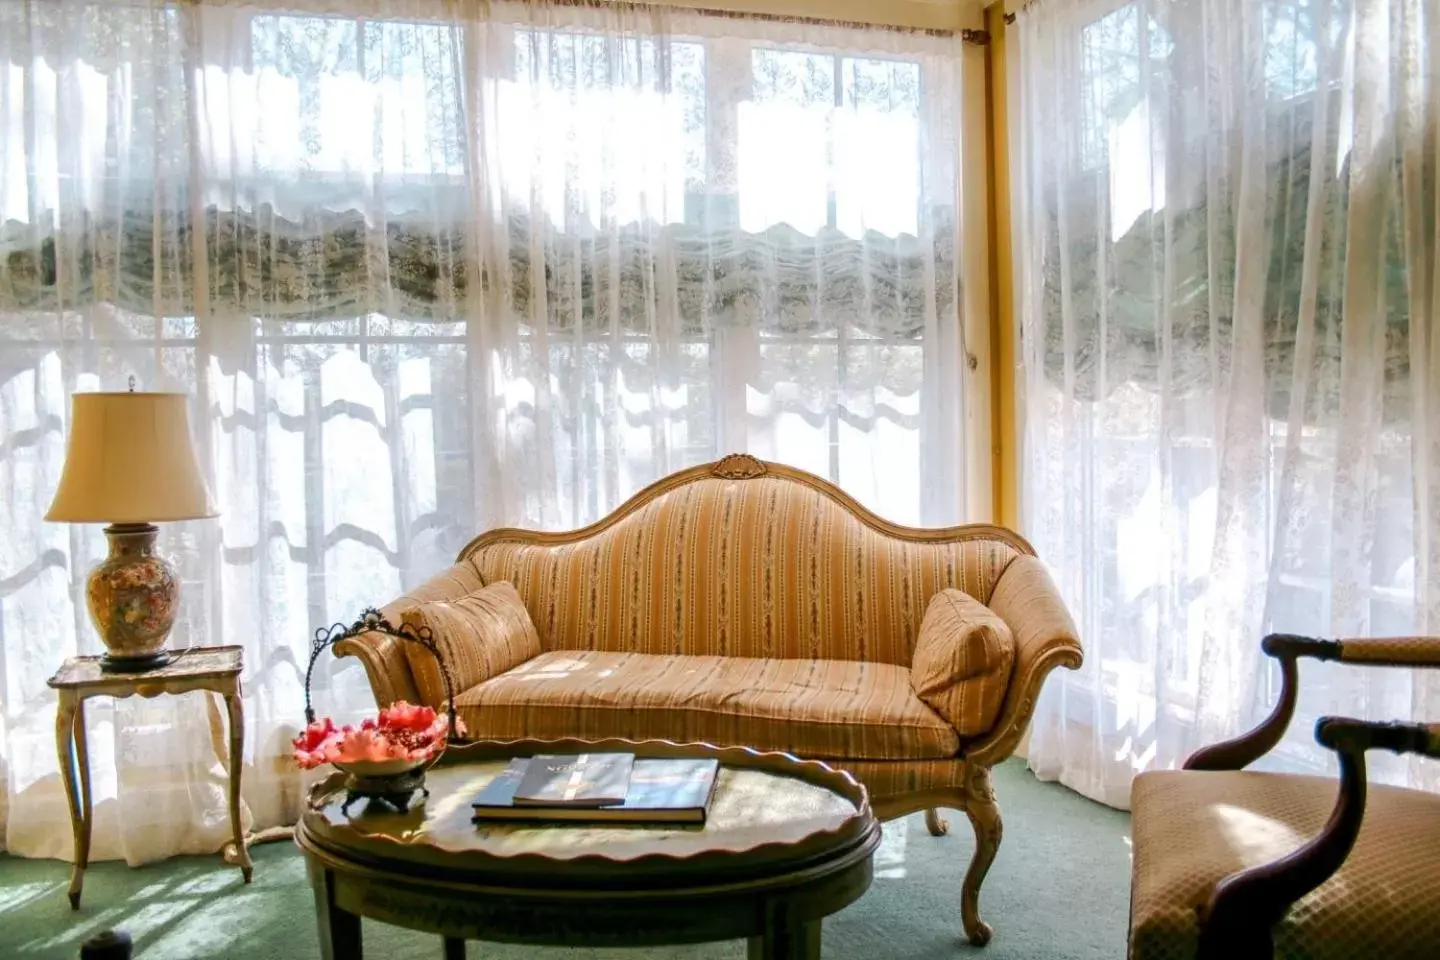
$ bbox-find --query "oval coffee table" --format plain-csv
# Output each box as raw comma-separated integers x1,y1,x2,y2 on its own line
295,738,880,959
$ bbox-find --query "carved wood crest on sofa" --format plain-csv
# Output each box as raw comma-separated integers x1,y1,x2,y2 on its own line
338,454,1083,946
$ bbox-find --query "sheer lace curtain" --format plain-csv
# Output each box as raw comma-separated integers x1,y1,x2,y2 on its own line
1012,0,1438,807
0,0,967,860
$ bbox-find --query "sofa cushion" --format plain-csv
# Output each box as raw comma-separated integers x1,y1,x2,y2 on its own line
910,589,1015,736
397,581,541,708
1130,769,1440,960
453,650,961,760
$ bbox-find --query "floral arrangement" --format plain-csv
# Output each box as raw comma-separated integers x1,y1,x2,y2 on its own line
292,701,460,770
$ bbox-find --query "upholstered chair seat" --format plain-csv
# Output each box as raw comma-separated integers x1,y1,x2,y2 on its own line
1127,633,1440,960
1131,769,1440,960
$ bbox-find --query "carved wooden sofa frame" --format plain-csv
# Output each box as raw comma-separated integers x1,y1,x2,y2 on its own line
337,454,1085,946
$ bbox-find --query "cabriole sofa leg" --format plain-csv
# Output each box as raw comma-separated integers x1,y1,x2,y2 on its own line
924,808,949,836
960,766,1003,947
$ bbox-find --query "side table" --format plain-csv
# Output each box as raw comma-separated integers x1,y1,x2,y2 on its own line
46,646,252,908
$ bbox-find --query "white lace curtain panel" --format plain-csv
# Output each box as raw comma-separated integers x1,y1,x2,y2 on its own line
1013,0,1438,807
0,0,968,860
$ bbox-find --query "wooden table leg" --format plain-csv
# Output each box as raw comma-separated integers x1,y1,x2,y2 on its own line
310,861,362,960
224,691,253,883
73,698,93,881
443,937,466,959
747,911,821,960
55,691,88,910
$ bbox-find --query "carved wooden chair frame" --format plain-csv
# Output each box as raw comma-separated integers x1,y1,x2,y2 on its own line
1173,634,1440,958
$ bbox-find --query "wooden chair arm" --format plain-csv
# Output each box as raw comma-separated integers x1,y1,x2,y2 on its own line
1183,634,1337,771
1334,636,1440,667
1315,717,1440,757
1184,634,1440,771
1197,717,1440,958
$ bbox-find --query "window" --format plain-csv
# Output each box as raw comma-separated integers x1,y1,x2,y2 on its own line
0,0,984,869
0,3,968,605
1021,0,1428,796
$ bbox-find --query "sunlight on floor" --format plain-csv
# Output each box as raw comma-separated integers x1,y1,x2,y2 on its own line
168,871,237,897
875,815,908,879
0,880,59,912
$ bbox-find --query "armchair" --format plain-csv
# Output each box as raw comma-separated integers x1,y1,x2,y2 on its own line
1128,634,1440,960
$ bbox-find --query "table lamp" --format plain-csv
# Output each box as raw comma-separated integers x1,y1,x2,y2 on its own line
45,389,218,671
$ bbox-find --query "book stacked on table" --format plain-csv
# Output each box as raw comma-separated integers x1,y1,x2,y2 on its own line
472,752,720,824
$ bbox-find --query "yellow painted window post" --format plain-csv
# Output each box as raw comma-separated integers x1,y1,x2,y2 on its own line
983,3,1019,532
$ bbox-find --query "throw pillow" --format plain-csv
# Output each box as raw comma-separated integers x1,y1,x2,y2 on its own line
397,581,541,707
911,588,1016,736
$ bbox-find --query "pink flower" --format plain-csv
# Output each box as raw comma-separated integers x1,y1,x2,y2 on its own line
294,718,338,753
292,702,462,770
330,728,411,764
377,701,436,734
292,718,346,770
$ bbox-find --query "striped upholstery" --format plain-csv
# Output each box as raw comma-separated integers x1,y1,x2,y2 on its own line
911,590,1015,736
972,555,1081,760
395,581,542,709
337,560,492,707
469,475,1022,666
835,757,970,802
452,650,960,760
1130,770,1440,960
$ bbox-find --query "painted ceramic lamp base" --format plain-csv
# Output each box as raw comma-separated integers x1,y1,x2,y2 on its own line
87,523,179,672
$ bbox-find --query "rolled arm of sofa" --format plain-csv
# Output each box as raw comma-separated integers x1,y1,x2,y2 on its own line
332,560,488,708
334,629,421,708
965,555,1083,766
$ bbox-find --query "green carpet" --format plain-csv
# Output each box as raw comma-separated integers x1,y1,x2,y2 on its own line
0,760,1131,959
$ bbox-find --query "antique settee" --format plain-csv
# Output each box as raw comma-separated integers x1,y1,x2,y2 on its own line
339,454,1083,945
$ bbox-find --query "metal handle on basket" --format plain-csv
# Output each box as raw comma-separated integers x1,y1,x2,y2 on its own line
303,607,463,742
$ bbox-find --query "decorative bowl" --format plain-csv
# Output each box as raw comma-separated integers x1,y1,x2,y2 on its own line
293,702,459,816
333,757,431,779
332,755,438,816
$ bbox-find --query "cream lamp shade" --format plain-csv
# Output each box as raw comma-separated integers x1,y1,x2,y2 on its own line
45,391,219,523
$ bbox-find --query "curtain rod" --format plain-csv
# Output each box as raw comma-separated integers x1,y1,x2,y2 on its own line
535,0,993,44
170,0,992,43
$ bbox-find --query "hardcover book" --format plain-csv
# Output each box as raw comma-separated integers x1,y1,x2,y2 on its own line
473,757,721,824
511,753,634,807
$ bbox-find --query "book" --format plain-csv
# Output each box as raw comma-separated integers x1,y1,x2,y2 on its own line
473,757,721,824
511,753,634,807
472,758,531,811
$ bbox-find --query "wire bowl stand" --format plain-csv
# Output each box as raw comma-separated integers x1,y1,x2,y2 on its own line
304,608,465,814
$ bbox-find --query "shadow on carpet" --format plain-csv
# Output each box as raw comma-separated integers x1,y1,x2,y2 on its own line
0,760,1130,959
